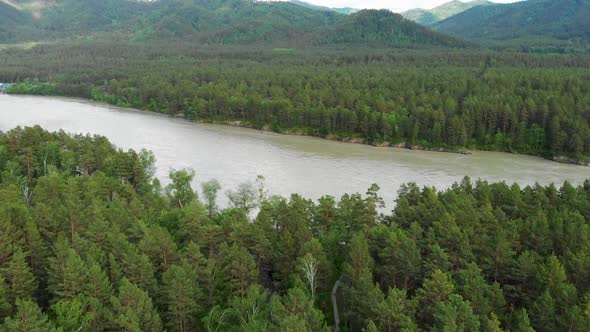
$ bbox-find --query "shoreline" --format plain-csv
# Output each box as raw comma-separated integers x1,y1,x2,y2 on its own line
196,119,474,156
197,119,590,166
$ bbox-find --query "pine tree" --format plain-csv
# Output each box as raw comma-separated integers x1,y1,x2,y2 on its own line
21,220,47,281
432,294,480,332
46,239,88,301
342,233,384,330
415,269,455,329
481,313,506,332
455,263,506,321
227,284,270,330
2,299,55,332
270,287,329,331
1,249,37,308
219,243,259,300
374,288,418,332
84,261,114,331
362,320,379,332
0,206,22,266
139,225,178,274
512,308,535,332
50,296,93,332
0,276,11,321
162,263,201,332
119,245,158,297
112,279,163,332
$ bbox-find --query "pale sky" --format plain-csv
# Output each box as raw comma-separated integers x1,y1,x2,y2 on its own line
281,0,523,12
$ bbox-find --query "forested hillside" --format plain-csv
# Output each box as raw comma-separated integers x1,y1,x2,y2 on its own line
2,43,589,162
1,126,590,331
0,0,461,47
319,9,466,47
435,0,590,46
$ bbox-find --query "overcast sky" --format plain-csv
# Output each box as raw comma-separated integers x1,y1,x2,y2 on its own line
282,0,522,12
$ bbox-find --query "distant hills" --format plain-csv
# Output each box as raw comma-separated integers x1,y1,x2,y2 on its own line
0,0,466,47
288,0,358,15
434,0,590,45
402,0,492,26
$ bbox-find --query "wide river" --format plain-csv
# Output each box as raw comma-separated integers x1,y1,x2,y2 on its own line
1,95,589,208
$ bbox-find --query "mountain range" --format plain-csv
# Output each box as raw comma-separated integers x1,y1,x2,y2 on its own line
402,0,492,26
0,0,465,47
1,0,589,48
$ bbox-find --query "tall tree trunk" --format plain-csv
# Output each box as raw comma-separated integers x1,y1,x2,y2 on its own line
331,278,341,332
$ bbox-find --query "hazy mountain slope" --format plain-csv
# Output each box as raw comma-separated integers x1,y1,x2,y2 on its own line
288,0,357,14
403,0,492,26
0,1,34,41
435,0,590,43
39,0,153,34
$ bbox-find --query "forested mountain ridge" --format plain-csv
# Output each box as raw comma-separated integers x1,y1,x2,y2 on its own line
1,126,590,330
435,0,590,45
402,0,493,26
0,0,464,47
318,9,467,47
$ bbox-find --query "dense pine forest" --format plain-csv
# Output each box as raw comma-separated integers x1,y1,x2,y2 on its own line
2,126,590,331
1,42,590,162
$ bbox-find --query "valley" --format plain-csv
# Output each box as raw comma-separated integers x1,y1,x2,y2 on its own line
1,1,590,331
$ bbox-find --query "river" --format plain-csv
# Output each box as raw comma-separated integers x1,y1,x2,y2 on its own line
1,95,588,208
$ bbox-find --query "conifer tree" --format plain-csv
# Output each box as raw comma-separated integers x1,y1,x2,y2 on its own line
46,240,88,301
1,249,37,308
162,263,201,332
112,279,163,332
2,299,55,332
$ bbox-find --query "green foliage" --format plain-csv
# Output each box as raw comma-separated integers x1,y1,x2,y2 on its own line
46,238,88,301
166,169,197,209
6,79,60,96
2,299,55,332
162,263,201,332
0,276,11,321
112,279,163,332
201,179,221,218
270,287,329,331
1,249,37,308
49,297,93,332
0,126,590,330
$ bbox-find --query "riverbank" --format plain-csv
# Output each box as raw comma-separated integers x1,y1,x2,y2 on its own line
199,119,590,166
4,92,588,166
553,156,590,167
198,119,475,156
